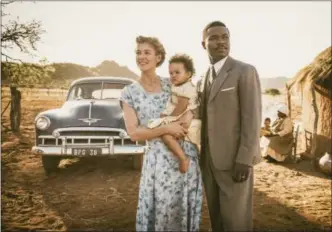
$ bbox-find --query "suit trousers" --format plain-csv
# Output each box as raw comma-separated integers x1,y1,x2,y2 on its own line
201,143,254,232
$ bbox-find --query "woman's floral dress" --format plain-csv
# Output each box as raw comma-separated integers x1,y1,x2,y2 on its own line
120,77,203,231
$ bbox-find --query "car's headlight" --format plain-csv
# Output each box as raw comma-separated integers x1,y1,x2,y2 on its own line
35,116,51,130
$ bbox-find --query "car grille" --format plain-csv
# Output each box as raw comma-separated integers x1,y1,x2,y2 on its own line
37,128,146,147
38,137,143,146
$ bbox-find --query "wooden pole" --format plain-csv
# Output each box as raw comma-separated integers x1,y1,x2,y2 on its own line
10,86,21,132
286,84,292,119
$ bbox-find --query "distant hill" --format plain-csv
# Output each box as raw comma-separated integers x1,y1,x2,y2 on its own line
260,76,291,91
2,59,291,91
96,60,138,79
1,60,139,88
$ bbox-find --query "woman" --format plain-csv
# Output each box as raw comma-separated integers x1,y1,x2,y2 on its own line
120,36,203,231
262,104,293,162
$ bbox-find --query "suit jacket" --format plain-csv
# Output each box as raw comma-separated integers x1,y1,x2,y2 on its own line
197,56,262,170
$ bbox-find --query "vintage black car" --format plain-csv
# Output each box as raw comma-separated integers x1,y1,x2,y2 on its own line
32,76,147,174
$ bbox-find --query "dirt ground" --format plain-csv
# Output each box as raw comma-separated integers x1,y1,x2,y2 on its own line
1,93,331,231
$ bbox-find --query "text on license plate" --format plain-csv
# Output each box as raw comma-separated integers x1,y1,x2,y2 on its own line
72,148,102,156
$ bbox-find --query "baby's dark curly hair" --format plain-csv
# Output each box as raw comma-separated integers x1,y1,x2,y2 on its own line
168,53,196,77
136,35,166,67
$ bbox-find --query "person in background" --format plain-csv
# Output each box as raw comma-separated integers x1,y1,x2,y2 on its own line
260,117,272,137
262,104,294,162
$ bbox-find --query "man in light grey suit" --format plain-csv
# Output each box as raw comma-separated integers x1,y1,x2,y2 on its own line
197,21,262,231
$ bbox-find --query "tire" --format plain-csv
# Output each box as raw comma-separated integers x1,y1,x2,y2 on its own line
132,154,143,170
42,156,61,174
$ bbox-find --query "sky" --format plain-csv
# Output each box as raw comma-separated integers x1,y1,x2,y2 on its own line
2,1,331,80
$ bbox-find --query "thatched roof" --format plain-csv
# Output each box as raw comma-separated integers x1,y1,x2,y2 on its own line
288,46,331,92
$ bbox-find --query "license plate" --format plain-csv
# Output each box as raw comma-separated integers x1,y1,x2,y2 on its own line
71,148,102,156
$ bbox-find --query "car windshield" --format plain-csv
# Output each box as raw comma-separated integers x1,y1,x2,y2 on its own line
67,82,127,100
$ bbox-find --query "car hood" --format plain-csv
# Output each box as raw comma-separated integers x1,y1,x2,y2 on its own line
37,99,126,132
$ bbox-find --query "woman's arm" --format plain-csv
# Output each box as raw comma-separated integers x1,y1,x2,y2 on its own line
277,118,293,137
122,102,188,142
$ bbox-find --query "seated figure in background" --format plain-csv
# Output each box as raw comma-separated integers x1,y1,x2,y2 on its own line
260,117,272,137
261,104,293,162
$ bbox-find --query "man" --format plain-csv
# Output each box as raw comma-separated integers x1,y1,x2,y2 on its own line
197,21,262,231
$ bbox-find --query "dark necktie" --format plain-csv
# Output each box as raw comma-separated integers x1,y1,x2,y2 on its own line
211,65,217,81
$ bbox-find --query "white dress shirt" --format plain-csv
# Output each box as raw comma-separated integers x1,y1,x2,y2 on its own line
209,56,228,83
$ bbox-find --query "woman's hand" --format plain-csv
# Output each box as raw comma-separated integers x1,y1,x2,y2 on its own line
164,121,188,139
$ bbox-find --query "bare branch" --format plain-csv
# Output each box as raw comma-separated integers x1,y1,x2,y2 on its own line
1,20,45,55
1,1,16,6
1,0,49,86
1,53,24,63
1,100,11,117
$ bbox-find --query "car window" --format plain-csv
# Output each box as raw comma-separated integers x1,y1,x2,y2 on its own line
100,83,126,99
67,82,126,100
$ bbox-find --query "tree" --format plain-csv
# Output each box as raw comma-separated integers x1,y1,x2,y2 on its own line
1,1,45,61
264,88,281,96
2,59,55,87
1,1,50,132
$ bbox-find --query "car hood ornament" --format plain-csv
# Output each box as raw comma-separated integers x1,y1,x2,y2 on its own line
78,100,102,126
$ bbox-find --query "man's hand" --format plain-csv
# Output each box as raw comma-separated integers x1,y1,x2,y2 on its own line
232,162,251,182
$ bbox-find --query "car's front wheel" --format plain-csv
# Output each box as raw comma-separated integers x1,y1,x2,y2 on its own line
42,156,61,174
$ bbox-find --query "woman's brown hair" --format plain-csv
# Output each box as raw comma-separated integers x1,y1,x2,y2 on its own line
136,36,166,67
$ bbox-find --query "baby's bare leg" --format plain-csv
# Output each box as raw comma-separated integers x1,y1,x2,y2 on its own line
162,134,186,159
162,134,189,173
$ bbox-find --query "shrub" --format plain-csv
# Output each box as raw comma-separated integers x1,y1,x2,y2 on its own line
265,88,281,96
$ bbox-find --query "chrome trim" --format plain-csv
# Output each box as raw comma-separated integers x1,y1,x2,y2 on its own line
32,145,146,156
38,135,129,140
53,127,127,135
78,101,102,126
35,116,51,131
109,137,114,154
33,132,147,156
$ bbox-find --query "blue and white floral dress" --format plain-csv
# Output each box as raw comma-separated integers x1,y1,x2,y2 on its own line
120,76,203,231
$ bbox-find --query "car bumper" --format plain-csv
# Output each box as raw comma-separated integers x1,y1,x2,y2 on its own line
31,145,147,156
33,131,148,157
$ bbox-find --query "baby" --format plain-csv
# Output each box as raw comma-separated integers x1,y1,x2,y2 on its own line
148,54,201,173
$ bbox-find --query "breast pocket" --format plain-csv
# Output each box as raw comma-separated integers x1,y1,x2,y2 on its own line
219,86,235,93
216,86,238,109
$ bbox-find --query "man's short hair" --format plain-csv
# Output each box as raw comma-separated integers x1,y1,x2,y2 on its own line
202,21,228,41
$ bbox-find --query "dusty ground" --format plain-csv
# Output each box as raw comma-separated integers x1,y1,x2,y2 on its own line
1,92,331,231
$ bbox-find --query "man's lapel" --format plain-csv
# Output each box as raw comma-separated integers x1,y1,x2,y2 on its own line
208,56,234,103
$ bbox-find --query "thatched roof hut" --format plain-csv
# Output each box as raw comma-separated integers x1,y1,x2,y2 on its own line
286,46,331,162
